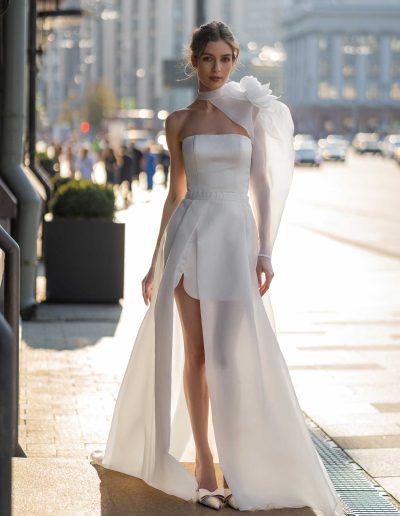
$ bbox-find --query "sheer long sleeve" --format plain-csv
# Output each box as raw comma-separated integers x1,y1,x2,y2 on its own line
249,101,295,259
249,109,272,257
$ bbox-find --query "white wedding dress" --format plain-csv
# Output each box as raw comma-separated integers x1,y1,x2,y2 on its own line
94,77,346,515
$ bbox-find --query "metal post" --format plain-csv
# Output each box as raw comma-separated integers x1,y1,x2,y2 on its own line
196,0,205,26
0,0,42,318
0,224,24,458
28,0,37,171
27,0,52,204
0,223,24,516
0,316,14,516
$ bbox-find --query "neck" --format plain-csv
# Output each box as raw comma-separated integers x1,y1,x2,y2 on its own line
196,83,226,100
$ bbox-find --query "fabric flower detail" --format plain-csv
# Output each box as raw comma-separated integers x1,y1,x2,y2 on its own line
239,75,278,108
223,75,278,109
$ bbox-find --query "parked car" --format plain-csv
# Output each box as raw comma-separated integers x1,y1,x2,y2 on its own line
380,134,400,159
294,133,316,144
318,141,347,162
318,137,347,162
326,134,350,150
393,146,400,166
352,133,382,155
294,142,322,167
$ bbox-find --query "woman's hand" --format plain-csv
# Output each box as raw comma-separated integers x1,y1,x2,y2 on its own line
256,256,274,296
141,265,155,305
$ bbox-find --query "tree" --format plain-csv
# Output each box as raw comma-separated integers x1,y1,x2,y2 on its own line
82,78,118,132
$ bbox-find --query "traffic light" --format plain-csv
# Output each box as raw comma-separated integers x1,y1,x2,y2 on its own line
80,121,90,133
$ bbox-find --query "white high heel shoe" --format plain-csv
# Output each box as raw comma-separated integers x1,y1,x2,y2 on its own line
196,487,225,510
194,465,225,510
224,488,239,510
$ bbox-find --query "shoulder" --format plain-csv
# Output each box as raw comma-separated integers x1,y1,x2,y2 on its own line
165,109,190,136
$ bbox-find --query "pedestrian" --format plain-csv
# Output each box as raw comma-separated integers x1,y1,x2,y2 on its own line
159,147,171,186
142,145,157,190
91,20,346,516
65,145,76,177
116,145,133,205
76,147,93,180
103,144,117,184
129,140,143,182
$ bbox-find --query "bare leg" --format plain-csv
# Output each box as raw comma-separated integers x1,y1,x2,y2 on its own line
174,275,218,491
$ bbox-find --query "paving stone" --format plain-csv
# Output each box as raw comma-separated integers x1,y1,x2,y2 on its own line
375,477,400,505
320,422,400,437
333,434,400,449
12,458,318,515
347,448,400,476
372,402,400,412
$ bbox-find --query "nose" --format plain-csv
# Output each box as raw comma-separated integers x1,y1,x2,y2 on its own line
212,59,221,72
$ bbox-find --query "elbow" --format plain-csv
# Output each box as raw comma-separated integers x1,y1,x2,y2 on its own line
168,190,186,207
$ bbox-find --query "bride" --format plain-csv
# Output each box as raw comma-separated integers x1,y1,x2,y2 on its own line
91,20,346,515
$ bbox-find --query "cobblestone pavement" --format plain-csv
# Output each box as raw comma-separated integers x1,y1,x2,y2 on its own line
19,154,400,507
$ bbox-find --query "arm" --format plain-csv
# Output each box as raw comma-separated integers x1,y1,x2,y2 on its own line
142,112,187,304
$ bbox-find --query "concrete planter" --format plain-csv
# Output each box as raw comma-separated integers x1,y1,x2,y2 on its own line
43,218,125,303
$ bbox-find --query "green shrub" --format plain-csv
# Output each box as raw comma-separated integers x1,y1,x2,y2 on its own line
50,174,74,194
49,180,115,219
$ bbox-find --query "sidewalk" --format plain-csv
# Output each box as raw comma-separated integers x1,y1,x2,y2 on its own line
15,179,400,513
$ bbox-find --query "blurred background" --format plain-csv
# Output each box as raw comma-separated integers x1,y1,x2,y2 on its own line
36,0,400,143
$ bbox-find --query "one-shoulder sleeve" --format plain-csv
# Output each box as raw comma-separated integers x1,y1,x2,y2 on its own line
206,75,295,258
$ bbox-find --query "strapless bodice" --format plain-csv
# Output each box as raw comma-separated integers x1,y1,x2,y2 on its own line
181,133,252,195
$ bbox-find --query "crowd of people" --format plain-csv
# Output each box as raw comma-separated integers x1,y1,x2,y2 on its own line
38,139,171,207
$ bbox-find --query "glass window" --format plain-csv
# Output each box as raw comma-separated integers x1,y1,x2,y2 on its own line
367,35,380,78
391,83,400,100
318,36,336,98
342,83,356,100
392,37,400,95
342,36,358,101
366,83,379,100
319,81,337,99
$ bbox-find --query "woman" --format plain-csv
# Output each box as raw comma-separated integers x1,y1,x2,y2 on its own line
92,21,346,515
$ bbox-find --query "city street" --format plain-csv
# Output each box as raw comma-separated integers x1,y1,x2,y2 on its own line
14,152,400,514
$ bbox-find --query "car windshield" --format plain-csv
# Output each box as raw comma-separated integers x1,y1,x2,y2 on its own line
297,149,315,155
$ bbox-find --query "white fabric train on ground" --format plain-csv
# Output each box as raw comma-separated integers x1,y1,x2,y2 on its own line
93,76,346,515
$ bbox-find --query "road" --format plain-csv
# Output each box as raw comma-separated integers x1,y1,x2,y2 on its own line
287,150,400,258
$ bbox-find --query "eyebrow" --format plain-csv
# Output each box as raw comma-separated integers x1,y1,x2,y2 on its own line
202,52,232,57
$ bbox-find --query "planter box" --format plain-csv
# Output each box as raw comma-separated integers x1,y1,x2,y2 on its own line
43,218,125,303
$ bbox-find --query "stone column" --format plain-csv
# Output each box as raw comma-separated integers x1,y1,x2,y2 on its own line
307,32,319,103
380,34,391,103
332,33,343,101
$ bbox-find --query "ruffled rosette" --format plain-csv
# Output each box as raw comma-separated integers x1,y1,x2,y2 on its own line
224,75,278,110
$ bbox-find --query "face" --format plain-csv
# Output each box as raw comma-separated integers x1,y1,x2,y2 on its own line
192,39,235,91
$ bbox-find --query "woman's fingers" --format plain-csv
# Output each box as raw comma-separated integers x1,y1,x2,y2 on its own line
258,268,274,297
256,265,263,288
142,273,154,305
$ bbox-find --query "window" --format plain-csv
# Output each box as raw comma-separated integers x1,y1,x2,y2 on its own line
342,83,356,100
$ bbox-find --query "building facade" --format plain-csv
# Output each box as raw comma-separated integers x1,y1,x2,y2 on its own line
283,0,400,136
39,0,292,134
